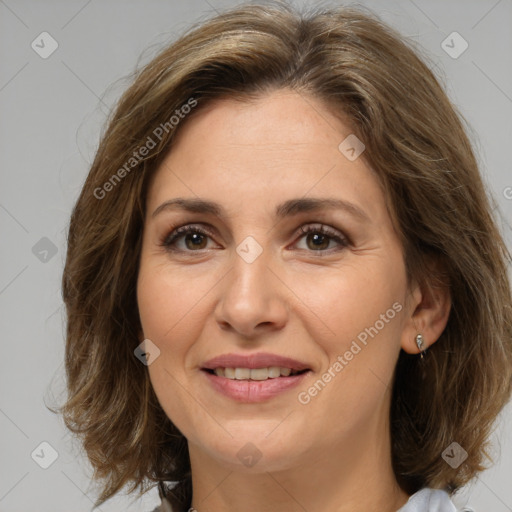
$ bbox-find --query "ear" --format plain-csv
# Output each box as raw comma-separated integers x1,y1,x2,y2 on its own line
400,257,451,355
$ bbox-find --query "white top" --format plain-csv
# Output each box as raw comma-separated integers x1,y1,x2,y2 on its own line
397,488,457,511
152,487,461,512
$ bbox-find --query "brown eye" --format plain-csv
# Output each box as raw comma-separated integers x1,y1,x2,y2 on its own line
181,232,209,250
160,223,348,255
295,224,348,253
162,225,214,252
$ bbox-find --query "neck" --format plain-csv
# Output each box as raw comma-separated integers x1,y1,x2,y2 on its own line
186,415,410,512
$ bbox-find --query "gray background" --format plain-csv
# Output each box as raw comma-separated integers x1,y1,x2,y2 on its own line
1,0,511,511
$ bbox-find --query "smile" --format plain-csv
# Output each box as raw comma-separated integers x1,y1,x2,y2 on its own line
205,367,308,380
201,367,311,402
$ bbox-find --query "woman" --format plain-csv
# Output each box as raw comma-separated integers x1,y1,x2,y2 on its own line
58,2,512,511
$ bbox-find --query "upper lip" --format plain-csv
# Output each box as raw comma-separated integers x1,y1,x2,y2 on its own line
201,352,311,371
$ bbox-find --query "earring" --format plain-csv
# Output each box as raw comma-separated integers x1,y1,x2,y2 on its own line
415,333,427,359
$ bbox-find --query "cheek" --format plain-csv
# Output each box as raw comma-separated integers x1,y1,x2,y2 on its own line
137,260,213,342
136,260,217,422
304,259,404,340
137,267,199,433
295,269,405,431
305,256,406,392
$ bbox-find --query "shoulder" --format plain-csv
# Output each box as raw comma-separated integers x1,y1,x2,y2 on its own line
397,487,459,512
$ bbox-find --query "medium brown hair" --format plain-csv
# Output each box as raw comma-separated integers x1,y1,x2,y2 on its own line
58,1,512,508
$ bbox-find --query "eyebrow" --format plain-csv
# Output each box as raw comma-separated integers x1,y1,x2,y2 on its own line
151,197,370,222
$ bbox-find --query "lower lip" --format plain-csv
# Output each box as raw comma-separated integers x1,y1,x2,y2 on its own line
202,370,311,403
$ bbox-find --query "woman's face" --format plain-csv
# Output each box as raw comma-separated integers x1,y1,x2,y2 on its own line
137,89,415,473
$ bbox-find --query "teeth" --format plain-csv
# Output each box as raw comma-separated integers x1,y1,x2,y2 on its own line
268,367,281,378
235,368,250,379
212,367,302,380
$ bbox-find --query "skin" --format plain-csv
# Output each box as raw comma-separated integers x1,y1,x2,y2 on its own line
137,89,451,512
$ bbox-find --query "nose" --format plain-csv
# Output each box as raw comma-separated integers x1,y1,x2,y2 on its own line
214,246,289,339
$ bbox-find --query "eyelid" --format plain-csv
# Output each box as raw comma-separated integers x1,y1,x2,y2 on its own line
293,224,349,253
160,221,350,253
160,223,217,249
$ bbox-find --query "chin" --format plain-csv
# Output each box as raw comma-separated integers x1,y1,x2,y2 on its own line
195,427,305,473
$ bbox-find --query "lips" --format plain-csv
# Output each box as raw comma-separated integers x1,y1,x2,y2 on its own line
201,352,311,372
200,352,313,402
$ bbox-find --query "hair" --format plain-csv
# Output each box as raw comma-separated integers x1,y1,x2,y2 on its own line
57,1,512,509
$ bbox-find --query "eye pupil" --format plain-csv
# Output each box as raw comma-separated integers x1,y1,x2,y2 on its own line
164,224,346,254
186,233,206,249
307,232,329,250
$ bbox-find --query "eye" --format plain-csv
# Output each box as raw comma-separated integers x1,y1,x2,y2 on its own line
293,224,349,253
160,223,349,254
161,224,216,252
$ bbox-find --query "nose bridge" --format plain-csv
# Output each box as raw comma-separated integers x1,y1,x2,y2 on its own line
233,236,269,297
229,235,273,309
215,234,287,335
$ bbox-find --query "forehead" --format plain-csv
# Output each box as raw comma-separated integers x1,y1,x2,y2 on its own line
146,90,388,226
171,89,346,149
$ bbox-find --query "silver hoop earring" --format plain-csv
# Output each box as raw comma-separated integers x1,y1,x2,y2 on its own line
416,333,427,359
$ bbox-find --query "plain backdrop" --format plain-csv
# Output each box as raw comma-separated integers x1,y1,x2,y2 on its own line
1,0,511,511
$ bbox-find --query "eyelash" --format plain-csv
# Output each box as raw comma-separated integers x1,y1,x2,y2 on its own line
160,223,349,255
